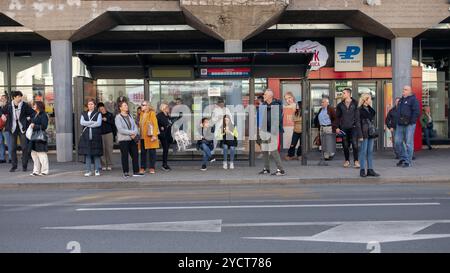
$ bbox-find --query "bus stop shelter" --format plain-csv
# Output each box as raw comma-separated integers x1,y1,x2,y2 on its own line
75,52,313,166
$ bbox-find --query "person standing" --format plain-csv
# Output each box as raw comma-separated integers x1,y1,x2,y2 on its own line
385,97,401,158
313,97,337,160
115,101,144,178
336,88,360,168
218,115,238,170
79,99,103,177
4,91,34,172
395,85,420,168
283,92,297,157
258,89,285,176
420,106,433,150
157,103,173,171
139,101,159,174
97,102,115,171
29,101,49,176
286,101,302,160
0,94,12,164
356,93,379,178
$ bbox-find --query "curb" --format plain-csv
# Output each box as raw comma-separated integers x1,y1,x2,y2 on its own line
1,175,450,190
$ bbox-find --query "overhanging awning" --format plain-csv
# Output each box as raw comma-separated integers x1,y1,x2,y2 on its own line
77,52,313,79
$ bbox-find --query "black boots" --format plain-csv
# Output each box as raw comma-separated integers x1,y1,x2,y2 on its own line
367,169,380,177
360,169,367,177
360,169,380,177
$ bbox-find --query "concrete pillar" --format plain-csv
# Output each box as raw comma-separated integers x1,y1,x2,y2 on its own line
224,40,243,110
51,40,73,162
224,40,243,54
391,37,413,98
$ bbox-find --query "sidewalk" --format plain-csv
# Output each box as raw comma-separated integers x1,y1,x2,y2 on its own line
0,148,449,190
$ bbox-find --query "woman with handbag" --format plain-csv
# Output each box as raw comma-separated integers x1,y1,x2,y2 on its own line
356,93,379,178
79,99,103,177
420,106,433,150
29,101,49,176
139,101,159,174
115,101,143,178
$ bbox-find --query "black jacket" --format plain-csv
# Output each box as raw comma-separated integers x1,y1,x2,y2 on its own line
100,111,115,135
157,111,173,141
398,94,420,126
78,111,103,156
259,99,284,134
385,106,398,130
4,101,34,133
356,106,376,139
30,111,49,152
336,98,358,130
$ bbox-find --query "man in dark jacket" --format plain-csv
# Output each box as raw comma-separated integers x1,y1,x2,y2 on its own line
258,89,285,176
336,88,360,168
385,97,400,159
3,90,34,172
97,102,115,171
395,86,420,168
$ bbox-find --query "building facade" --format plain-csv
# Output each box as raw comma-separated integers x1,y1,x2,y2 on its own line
0,0,449,162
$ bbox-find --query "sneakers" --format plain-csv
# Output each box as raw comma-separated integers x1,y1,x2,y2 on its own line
200,165,207,171
95,170,100,176
209,156,216,163
367,169,380,177
354,161,360,168
133,173,145,177
139,168,145,174
30,173,39,176
229,162,234,169
396,160,405,167
223,162,228,169
106,167,112,171
402,162,411,168
360,169,367,177
149,168,155,174
84,172,92,177
123,173,130,179
258,168,270,175
271,169,286,176
343,161,350,168
102,167,107,171
161,165,171,172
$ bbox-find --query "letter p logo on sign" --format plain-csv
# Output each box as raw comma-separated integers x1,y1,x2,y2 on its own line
337,46,361,60
335,37,363,72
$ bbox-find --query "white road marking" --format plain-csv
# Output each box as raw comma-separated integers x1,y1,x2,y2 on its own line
43,219,223,233
41,219,450,244
76,202,440,211
244,220,450,244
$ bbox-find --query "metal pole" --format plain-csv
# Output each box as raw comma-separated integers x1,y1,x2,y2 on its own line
6,45,11,95
249,77,256,167
144,78,150,101
301,77,309,166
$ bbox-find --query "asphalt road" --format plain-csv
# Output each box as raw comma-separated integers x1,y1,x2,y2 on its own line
1,183,450,253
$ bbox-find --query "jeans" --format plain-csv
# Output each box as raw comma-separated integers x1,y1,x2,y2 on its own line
424,127,432,148
341,128,358,162
85,155,101,173
159,136,170,167
287,132,302,157
391,129,400,158
200,143,212,166
140,139,157,169
10,130,29,169
395,124,416,165
119,140,140,174
359,138,374,171
0,131,6,161
223,144,235,162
